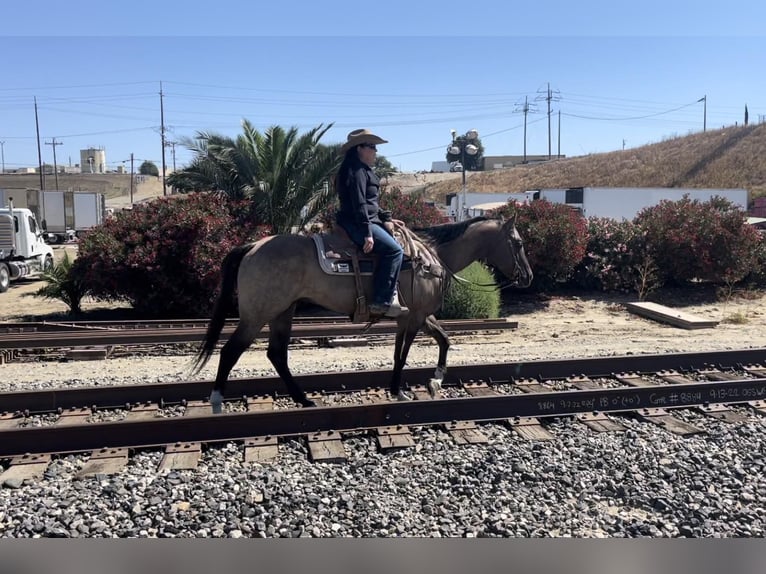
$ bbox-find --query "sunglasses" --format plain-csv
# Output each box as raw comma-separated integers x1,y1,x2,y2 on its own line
359,144,377,151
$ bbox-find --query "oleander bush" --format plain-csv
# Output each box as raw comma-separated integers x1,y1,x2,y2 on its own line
72,193,269,317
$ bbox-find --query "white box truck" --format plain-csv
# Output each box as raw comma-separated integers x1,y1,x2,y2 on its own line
0,189,106,244
527,187,749,220
0,199,55,293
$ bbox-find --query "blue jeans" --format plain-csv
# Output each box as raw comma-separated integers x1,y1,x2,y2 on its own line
339,221,404,306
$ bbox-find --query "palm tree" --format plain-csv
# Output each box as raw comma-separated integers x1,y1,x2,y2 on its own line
168,122,341,233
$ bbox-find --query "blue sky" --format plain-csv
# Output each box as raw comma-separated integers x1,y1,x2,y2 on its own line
1,2,765,174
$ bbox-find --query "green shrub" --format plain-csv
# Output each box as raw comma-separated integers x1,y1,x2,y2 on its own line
34,251,88,314
437,262,501,319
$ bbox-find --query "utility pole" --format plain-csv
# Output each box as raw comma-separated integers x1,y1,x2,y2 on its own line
557,110,561,159
698,95,707,132
45,137,63,190
166,140,177,172
622,139,626,151
535,83,561,160
159,82,167,196
0,141,5,174
34,97,45,191
514,96,536,164
130,153,135,206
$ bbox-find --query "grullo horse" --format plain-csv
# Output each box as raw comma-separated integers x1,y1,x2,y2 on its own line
192,216,533,413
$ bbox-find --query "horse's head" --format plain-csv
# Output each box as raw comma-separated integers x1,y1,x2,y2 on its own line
485,215,533,288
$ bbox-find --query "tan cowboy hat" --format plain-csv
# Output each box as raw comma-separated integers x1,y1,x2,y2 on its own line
340,128,388,154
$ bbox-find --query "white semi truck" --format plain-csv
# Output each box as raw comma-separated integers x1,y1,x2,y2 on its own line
0,189,105,244
0,199,55,293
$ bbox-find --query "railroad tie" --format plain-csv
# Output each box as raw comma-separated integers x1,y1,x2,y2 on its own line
463,381,554,441
363,389,415,451
244,397,279,463
567,376,627,433
305,394,347,463
157,400,205,471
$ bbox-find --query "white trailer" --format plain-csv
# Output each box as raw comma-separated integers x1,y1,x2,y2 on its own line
447,192,530,219
0,189,106,243
528,187,749,221
0,200,55,293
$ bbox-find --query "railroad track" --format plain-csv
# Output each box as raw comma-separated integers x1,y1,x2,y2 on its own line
0,317,517,352
1,349,766,481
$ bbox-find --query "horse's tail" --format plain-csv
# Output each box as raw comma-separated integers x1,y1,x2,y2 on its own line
191,243,253,375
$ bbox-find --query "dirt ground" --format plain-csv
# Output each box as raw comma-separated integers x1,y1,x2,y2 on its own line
2,259,765,367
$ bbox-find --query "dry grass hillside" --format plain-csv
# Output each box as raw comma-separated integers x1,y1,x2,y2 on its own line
400,123,766,205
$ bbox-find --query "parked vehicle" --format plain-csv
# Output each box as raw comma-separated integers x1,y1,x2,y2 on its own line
0,199,55,293
0,189,105,244
449,161,463,172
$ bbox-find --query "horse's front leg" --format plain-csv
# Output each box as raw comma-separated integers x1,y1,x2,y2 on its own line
389,319,423,401
422,314,449,398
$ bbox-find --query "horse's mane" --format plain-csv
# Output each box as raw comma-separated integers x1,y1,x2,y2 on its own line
414,216,490,247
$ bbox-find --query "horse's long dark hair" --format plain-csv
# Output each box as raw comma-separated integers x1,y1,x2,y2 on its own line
415,216,489,247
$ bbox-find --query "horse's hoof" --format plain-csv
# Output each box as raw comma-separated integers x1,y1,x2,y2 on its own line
427,378,443,398
210,390,223,414
396,390,414,402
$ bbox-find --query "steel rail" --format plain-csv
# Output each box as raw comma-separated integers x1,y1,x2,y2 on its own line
1,348,764,414
1,376,765,458
0,318,517,350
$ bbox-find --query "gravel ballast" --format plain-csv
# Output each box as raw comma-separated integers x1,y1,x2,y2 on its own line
1,294,766,538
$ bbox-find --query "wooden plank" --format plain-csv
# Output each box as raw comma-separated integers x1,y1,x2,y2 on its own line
514,378,552,394
56,407,92,427
463,382,498,397
508,416,555,441
363,390,415,451
64,346,111,361
125,404,160,421
158,442,202,471
635,408,704,436
307,431,347,463
244,437,279,463
76,448,129,478
184,400,212,417
625,301,718,329
444,420,488,444
567,376,601,390
697,403,749,423
614,372,659,387
244,397,278,462
576,412,627,432
0,413,23,430
657,370,695,385
376,426,415,450
306,394,347,463
0,454,51,484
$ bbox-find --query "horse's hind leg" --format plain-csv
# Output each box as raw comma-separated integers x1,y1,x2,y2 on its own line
267,304,315,408
210,322,264,414
422,314,450,397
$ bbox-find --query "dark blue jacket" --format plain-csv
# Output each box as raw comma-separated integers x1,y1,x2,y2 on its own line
336,156,384,238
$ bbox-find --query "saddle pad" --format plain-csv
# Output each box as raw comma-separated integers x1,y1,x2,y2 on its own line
311,234,375,275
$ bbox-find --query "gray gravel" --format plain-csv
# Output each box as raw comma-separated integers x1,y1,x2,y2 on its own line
2,293,766,538
1,375,765,538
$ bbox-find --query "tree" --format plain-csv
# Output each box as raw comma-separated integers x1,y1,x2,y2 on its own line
139,160,159,176
446,135,485,171
167,122,341,234
374,155,398,180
